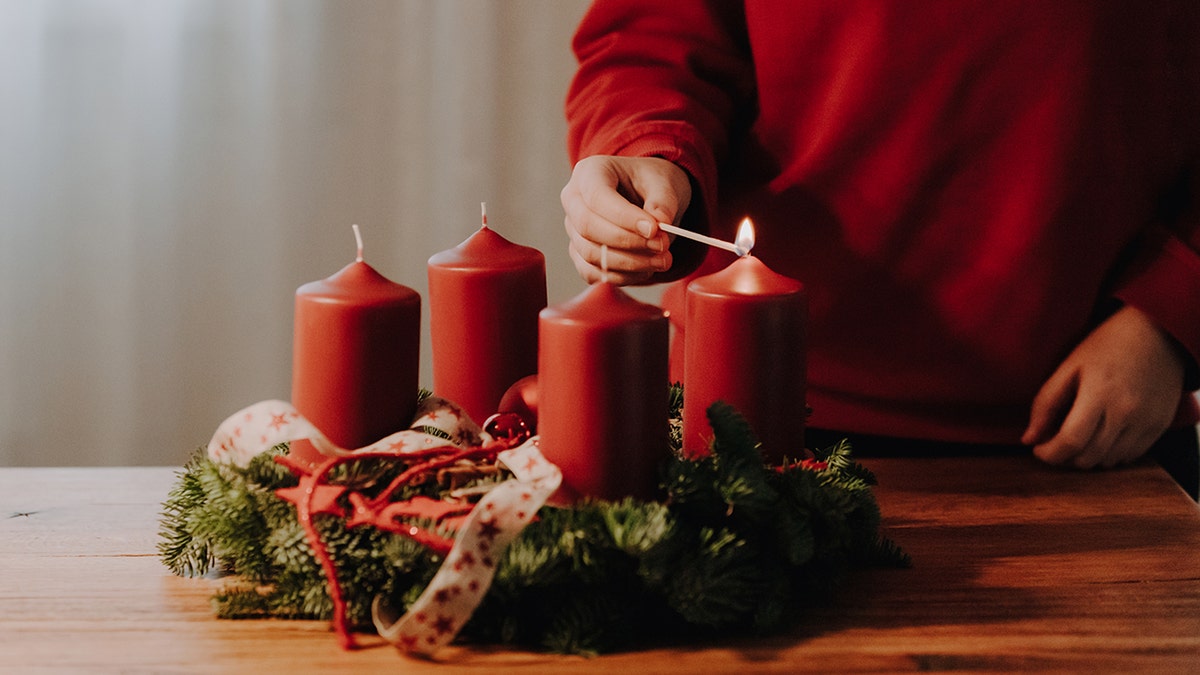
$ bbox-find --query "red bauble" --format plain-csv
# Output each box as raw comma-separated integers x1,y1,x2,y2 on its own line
483,412,531,447
497,374,539,433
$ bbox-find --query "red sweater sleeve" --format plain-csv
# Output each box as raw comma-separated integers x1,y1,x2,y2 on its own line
1112,181,1200,386
566,0,754,279
1111,10,1200,385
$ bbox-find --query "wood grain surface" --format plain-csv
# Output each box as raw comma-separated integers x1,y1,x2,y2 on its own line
2,458,1197,673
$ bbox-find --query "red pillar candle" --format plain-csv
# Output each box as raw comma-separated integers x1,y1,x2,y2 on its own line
292,228,421,449
538,282,669,501
682,220,807,464
427,205,546,424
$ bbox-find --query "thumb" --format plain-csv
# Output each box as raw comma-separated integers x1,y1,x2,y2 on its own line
1022,368,1077,446
634,161,692,227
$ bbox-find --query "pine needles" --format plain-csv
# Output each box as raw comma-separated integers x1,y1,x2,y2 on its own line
158,395,907,654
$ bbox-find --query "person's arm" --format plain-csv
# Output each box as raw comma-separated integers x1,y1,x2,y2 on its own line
562,0,754,284
1024,7,1200,468
1022,304,1190,468
1026,154,1200,468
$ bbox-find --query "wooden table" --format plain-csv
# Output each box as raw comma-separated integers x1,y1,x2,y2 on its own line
3,458,1198,673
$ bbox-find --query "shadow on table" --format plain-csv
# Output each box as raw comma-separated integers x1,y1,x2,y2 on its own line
658,510,1192,666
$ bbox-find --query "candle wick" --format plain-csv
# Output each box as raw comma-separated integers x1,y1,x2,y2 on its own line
600,244,610,284
352,224,364,263
481,202,488,229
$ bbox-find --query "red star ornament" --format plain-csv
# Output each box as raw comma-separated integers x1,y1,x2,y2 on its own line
275,481,347,518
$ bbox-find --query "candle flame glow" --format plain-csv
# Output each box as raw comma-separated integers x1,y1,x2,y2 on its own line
735,218,755,256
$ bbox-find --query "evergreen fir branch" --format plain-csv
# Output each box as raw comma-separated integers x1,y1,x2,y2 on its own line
159,394,908,655
494,531,568,589
157,450,216,577
813,438,855,474
668,401,781,527
768,500,817,567
842,460,878,486
212,584,273,619
662,453,726,521
190,459,277,582
750,559,792,631
821,472,875,494
538,585,636,656
667,382,684,420
243,444,297,486
667,385,684,454
413,425,454,441
265,519,319,576
601,498,675,557
263,568,335,620
868,535,913,568
665,526,764,627
708,403,780,519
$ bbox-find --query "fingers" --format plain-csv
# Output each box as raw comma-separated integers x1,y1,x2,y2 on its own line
562,200,668,256
560,155,691,285
1027,368,1146,469
629,160,693,228
1030,387,1103,467
566,225,672,283
562,178,665,251
1022,367,1075,448
1025,306,1187,471
568,240,662,284
1035,401,1153,470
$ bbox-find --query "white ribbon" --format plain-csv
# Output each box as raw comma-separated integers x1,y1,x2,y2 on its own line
204,398,561,656
372,439,561,655
206,397,482,466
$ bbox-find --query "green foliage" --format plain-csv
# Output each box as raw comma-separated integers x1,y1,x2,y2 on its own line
158,401,907,655
158,452,214,578
667,383,684,450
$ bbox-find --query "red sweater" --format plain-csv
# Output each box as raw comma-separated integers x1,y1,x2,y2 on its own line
566,0,1200,444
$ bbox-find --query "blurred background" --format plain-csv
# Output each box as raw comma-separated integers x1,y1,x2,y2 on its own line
0,0,601,466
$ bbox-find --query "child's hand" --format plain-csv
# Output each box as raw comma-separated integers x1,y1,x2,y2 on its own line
1023,305,1187,469
560,155,691,285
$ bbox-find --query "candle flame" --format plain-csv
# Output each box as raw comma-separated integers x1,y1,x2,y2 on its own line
735,218,755,256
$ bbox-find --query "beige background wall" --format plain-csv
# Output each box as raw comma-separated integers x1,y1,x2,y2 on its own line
0,0,595,466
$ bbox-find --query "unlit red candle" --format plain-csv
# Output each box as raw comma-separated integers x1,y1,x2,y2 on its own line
427,208,546,424
682,250,806,464
538,282,669,501
292,230,421,449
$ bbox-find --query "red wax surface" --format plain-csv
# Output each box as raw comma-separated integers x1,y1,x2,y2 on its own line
682,255,807,463
428,226,546,424
292,260,421,449
538,282,669,501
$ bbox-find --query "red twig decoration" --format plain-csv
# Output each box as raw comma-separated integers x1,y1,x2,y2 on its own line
272,441,510,648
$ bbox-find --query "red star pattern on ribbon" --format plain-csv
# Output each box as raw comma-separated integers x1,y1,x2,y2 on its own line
477,518,501,541
373,440,561,656
203,398,558,657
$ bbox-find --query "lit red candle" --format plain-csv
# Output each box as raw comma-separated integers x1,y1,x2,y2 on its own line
427,205,546,424
292,226,421,449
538,281,669,501
682,219,807,463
